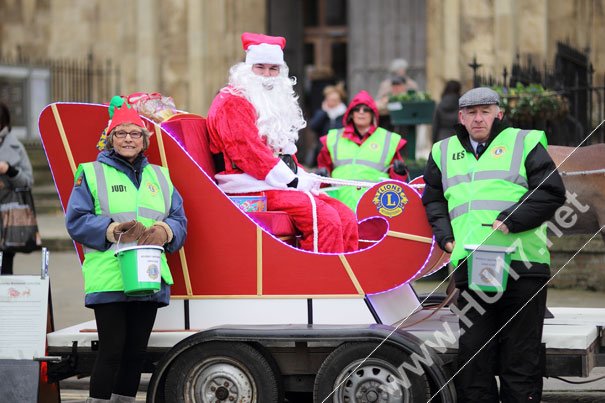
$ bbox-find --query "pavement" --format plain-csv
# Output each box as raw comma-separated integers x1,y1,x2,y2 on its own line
8,213,605,402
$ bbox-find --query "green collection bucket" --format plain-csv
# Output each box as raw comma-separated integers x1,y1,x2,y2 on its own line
115,245,164,296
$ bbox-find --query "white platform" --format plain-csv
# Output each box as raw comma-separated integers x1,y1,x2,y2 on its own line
46,306,605,352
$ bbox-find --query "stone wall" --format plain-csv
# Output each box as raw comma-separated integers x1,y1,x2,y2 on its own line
0,0,266,114
549,235,605,291
2,1,604,119
426,0,605,101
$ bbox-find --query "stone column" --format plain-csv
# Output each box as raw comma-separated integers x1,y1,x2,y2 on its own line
187,0,205,114
494,0,516,79
136,0,159,91
518,0,548,65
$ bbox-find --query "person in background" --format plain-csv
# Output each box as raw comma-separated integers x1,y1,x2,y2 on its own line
422,87,565,401
432,80,461,143
376,76,409,131
376,58,419,112
0,102,34,275
206,32,358,253
66,97,187,403
317,90,408,211
306,84,347,166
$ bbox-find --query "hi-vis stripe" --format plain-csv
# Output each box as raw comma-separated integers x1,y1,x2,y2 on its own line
83,162,171,254
92,161,170,221
332,128,394,170
439,129,531,192
440,129,531,220
449,200,516,220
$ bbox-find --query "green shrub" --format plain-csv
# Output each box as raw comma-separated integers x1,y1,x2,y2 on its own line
492,83,567,124
389,89,433,102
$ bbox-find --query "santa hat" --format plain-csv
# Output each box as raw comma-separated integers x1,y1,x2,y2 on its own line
241,32,286,65
106,96,145,133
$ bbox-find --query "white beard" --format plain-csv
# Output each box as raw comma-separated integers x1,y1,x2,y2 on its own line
227,63,306,154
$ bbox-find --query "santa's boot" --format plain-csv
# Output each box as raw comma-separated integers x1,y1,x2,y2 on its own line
110,393,137,403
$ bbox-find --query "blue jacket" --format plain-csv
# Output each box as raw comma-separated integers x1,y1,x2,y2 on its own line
66,150,187,307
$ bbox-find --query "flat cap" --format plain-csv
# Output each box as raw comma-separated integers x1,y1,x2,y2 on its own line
459,87,500,108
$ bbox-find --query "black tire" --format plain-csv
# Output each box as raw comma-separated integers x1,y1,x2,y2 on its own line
313,342,430,403
164,341,280,403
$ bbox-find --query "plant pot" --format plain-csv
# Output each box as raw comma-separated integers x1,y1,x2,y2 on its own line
387,100,436,125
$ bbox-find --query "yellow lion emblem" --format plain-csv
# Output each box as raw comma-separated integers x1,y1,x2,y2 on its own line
372,183,408,218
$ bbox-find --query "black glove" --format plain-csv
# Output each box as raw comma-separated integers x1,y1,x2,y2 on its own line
113,220,146,243
315,167,329,177
393,160,408,176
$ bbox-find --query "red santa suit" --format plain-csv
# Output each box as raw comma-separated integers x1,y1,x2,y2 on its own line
207,87,358,253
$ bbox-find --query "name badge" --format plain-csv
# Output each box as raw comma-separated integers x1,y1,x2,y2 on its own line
465,245,515,292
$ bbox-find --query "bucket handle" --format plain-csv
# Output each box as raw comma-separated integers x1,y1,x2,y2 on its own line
115,231,124,254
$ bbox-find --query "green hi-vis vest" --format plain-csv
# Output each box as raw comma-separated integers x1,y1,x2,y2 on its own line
325,127,401,211
432,128,549,267
77,162,174,294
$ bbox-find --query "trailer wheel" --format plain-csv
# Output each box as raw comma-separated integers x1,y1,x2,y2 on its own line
164,341,280,403
313,342,429,403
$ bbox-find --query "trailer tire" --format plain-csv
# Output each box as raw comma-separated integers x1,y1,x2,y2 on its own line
313,342,430,403
164,341,280,403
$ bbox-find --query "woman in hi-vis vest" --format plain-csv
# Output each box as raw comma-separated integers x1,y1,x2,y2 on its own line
317,90,409,212
66,96,187,403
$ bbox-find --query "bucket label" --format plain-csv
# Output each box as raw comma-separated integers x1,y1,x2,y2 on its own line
137,252,162,283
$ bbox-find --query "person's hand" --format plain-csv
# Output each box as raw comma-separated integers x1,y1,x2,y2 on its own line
493,220,509,234
113,220,146,243
392,160,408,176
0,161,9,175
137,225,170,246
315,167,329,177
444,241,455,253
297,172,321,195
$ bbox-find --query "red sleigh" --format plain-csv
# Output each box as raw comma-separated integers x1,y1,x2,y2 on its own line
38,103,448,299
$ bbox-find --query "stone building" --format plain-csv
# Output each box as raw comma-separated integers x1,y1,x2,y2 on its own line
1,0,603,138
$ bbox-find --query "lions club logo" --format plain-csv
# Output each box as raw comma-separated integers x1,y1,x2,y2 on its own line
146,182,159,194
372,183,408,218
492,146,506,158
147,263,160,280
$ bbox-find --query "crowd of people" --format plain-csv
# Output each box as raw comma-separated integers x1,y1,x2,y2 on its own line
2,30,566,403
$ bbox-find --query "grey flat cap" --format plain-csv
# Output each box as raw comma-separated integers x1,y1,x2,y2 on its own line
459,87,500,108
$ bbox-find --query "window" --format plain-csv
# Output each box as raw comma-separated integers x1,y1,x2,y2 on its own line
303,0,348,82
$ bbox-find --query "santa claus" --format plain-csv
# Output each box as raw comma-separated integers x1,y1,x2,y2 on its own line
207,32,358,253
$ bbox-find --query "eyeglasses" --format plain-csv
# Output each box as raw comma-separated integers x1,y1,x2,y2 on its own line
352,106,372,113
114,130,143,139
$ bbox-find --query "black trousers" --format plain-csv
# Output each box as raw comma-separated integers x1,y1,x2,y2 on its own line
454,277,547,403
0,251,15,275
90,302,158,399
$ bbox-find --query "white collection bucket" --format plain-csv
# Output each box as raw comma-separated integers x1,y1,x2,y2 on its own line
115,245,164,296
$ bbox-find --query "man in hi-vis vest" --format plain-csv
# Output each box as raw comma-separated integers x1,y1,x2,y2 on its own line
317,90,408,211
422,87,565,402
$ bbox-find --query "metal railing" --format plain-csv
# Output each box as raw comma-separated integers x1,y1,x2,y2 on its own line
470,42,605,144
1,51,120,103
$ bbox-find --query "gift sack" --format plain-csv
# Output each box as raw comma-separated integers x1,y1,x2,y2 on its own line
125,92,179,123
0,187,42,253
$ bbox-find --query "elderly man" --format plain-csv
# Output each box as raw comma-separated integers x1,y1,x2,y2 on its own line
422,87,566,402
206,32,358,253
